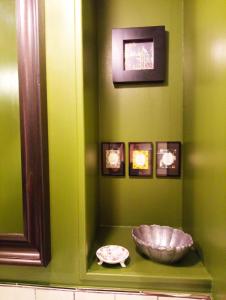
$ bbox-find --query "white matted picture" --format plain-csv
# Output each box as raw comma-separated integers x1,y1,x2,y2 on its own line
156,142,181,177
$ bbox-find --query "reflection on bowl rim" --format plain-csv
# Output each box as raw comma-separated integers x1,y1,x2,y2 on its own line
132,224,193,252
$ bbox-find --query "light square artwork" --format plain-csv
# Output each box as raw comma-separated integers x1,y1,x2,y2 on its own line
158,149,177,169
156,142,181,177
132,150,149,169
101,143,125,176
129,143,153,177
124,41,154,71
106,149,121,169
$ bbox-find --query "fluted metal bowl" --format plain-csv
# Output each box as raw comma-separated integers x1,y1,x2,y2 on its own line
132,225,193,264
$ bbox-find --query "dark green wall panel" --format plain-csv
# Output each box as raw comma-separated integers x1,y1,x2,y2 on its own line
82,0,99,259
97,0,183,227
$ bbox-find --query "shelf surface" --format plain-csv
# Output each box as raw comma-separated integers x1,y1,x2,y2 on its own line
86,226,212,293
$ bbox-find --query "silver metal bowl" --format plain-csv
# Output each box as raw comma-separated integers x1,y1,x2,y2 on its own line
132,225,193,264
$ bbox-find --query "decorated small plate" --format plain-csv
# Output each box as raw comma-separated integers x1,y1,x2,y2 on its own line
96,245,129,268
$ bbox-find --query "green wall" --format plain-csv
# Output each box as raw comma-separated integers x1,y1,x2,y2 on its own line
0,0,225,297
97,0,183,227
0,0,23,233
0,0,184,286
183,1,226,299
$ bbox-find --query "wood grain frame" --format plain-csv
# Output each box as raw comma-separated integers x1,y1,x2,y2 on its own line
112,26,166,83
0,0,51,266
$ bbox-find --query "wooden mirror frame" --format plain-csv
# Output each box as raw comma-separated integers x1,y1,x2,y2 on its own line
0,0,51,266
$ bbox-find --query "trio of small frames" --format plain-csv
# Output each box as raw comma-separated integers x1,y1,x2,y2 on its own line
101,142,181,177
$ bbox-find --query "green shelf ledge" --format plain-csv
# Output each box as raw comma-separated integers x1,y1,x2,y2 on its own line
84,226,212,294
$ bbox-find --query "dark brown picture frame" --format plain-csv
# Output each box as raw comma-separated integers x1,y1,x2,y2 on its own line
156,142,181,177
129,143,153,177
112,26,166,83
0,0,50,266
101,143,125,176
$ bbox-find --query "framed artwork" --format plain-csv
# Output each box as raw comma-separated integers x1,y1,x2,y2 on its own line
101,142,125,176
112,26,166,83
129,143,153,177
156,142,181,177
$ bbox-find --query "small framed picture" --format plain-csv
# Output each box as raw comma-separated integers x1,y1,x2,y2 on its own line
156,142,181,177
129,143,153,177
101,142,125,176
112,26,166,83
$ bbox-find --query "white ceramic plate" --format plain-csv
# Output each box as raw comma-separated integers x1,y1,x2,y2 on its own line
96,245,129,268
